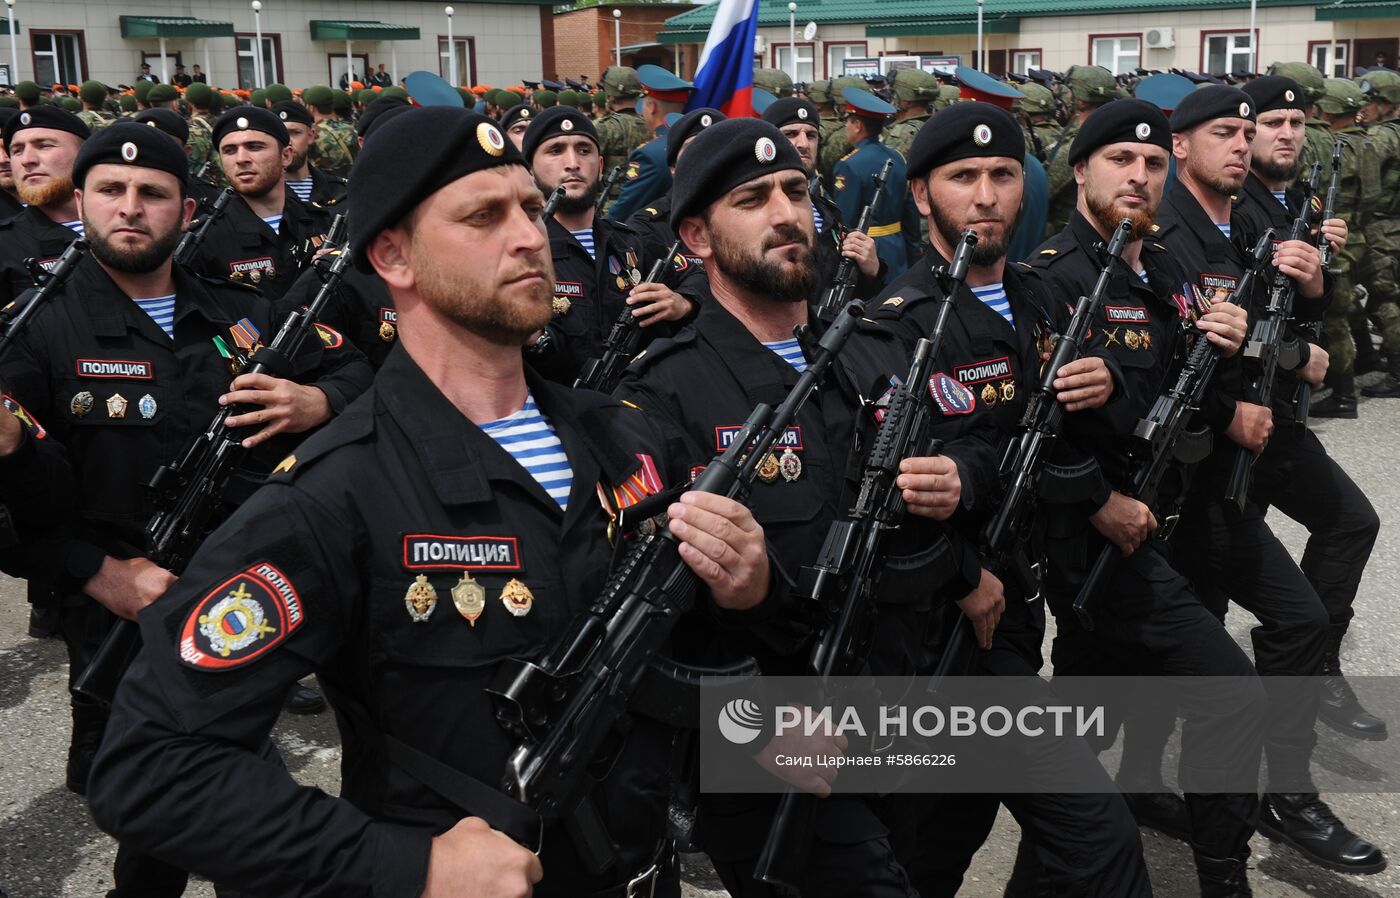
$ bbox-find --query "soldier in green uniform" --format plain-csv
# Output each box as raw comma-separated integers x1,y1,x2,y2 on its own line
1312,78,1379,417
818,75,864,187
184,83,223,188
808,79,842,185
1357,69,1400,397
146,83,179,111
882,68,939,161
75,81,116,132
1268,62,1336,181
594,66,650,212
1044,65,1119,234
753,67,794,98
301,85,356,180
1015,81,1059,161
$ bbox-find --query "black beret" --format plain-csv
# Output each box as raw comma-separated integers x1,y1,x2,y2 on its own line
666,107,725,168
2,105,90,150
1170,85,1255,133
1067,99,1172,166
521,106,599,161
905,102,1023,179
133,107,190,145
72,121,189,191
670,118,804,229
355,95,411,137
0,108,17,135
212,106,290,148
1240,76,1307,116
270,100,314,128
349,108,526,269
762,97,820,131
500,103,537,133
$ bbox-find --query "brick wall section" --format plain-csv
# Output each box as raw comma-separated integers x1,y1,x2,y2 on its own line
552,5,697,83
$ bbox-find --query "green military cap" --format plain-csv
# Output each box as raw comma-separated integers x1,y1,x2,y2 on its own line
302,85,334,107
535,89,558,108
148,83,178,104
79,80,107,106
185,82,213,107
557,89,579,107
265,83,293,103
1064,64,1119,103
828,76,865,107
1015,82,1056,114
496,90,523,110
1318,77,1367,115
382,86,409,100
601,66,642,99
933,83,962,111
59,97,81,112
589,89,605,106
808,79,831,104
209,91,228,114
332,89,353,114
118,94,138,113
0,96,17,109
891,68,940,102
356,88,377,104
753,68,794,97
453,87,474,106
1266,62,1326,103
1359,69,1400,105
15,80,40,103
133,80,154,102
248,88,266,107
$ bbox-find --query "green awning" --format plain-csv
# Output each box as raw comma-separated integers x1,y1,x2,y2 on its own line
866,16,1021,36
1315,1,1400,19
309,20,422,42
119,16,234,39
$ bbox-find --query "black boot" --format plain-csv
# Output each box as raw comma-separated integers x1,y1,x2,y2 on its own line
66,701,107,796
1119,790,1191,842
283,681,327,715
1193,846,1253,898
1318,626,1388,740
1258,792,1388,874
1363,355,1400,397
1311,374,1358,419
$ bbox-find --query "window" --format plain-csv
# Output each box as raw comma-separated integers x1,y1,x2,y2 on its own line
826,42,866,79
1310,40,1350,78
774,43,815,84
1203,31,1254,76
32,31,85,86
235,33,281,89
1091,35,1140,74
439,37,475,86
142,52,181,81
1011,50,1042,73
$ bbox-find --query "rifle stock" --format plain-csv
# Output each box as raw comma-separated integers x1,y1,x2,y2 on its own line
573,240,681,392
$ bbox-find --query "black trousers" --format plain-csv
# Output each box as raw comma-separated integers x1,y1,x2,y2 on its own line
1170,494,1328,792
1046,541,1266,859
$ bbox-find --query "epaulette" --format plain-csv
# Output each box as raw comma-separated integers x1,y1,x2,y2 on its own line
266,400,375,483
839,149,857,162
196,272,260,293
1147,241,1169,252
622,326,697,376
866,289,938,320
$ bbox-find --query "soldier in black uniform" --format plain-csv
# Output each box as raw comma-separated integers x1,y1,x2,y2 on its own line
272,100,349,207
1154,84,1387,877
0,108,24,219
867,102,1150,898
1234,75,1386,743
625,106,726,269
761,96,887,303
616,114,945,898
1026,98,1268,896
520,106,706,384
0,106,90,303
89,107,772,897
181,107,331,302
0,123,373,897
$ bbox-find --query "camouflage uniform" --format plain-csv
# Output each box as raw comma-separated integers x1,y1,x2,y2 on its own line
1044,66,1120,235
882,69,939,161
76,109,117,132
817,76,864,187
75,81,115,132
1357,70,1400,390
753,68,794,98
312,119,357,180
594,66,649,213
1015,83,1059,161
187,109,224,187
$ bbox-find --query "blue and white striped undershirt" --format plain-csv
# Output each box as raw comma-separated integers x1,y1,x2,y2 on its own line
1272,190,1288,208
971,283,1015,328
570,227,596,260
132,294,176,338
1136,268,1150,284
763,338,808,373
480,392,573,510
60,219,84,236
812,204,825,232
260,214,283,234
1216,222,1232,239
287,177,314,203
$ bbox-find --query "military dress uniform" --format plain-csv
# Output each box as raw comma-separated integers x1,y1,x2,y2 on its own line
832,134,914,278
181,187,332,302
0,206,84,303
88,352,681,897
607,122,671,222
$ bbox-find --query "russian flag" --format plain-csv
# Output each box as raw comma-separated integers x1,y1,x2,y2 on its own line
687,0,761,118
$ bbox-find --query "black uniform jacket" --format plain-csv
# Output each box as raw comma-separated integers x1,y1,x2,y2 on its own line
0,205,83,304
89,351,682,896
0,260,372,588
534,215,706,385
183,186,331,302
281,261,398,369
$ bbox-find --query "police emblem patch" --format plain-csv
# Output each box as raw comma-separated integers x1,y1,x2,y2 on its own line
1135,123,1151,140
121,141,139,162
973,124,993,146
4,394,46,438
138,393,157,419
928,372,976,415
500,578,534,616
452,572,487,626
178,562,305,670
477,122,506,157
404,574,438,622
755,137,778,163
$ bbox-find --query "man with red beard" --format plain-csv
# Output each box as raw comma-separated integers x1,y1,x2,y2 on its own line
0,108,22,218
89,107,769,897
181,106,331,302
0,106,90,303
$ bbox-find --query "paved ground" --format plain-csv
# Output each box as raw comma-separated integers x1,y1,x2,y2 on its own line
2,381,1399,897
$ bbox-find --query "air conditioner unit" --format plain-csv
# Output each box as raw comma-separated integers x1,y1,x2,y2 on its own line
1144,27,1175,49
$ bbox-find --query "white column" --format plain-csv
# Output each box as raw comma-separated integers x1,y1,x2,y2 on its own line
5,0,18,87
1248,0,1258,73
613,9,621,67
345,38,352,87
445,7,456,86
252,1,264,89
391,46,398,85
159,37,169,83
788,3,797,81
203,40,212,86
976,0,984,70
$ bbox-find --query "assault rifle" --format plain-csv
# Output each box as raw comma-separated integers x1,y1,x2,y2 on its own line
73,215,352,705
174,187,235,268
0,237,89,359
595,165,624,216
574,239,681,393
1296,140,1343,426
817,159,893,318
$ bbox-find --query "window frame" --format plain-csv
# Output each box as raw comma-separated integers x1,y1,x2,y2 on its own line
1308,39,1351,78
1088,32,1142,75
31,29,88,86
437,35,478,87
1010,48,1043,73
823,40,867,80
1200,28,1259,76
233,32,283,90
772,40,816,84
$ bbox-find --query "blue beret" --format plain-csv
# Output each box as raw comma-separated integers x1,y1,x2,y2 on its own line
1133,73,1194,112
